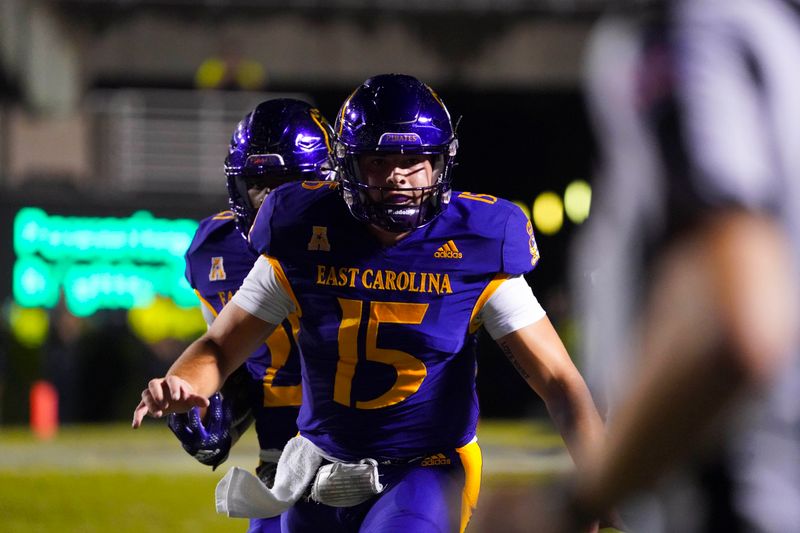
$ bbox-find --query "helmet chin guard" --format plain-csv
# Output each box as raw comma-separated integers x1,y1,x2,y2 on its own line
340,181,453,233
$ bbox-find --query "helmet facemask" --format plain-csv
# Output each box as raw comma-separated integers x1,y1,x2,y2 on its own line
338,141,457,233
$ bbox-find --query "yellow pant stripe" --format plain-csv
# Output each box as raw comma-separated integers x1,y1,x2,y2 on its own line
456,439,482,533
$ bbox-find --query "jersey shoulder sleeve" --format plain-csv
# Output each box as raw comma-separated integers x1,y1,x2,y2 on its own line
248,180,340,256
499,198,540,275
452,192,539,276
184,211,237,288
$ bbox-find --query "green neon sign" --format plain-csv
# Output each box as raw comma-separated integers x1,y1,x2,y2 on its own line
13,208,199,317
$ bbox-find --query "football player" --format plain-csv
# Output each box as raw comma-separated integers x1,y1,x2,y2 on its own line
166,98,334,533
134,74,605,533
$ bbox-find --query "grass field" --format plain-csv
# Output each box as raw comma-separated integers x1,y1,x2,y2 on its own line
0,420,568,532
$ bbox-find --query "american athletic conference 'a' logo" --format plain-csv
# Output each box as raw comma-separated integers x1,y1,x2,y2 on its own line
209,256,227,281
308,226,331,251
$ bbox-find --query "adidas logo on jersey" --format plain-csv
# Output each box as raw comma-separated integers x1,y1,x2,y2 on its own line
434,240,462,259
421,453,451,467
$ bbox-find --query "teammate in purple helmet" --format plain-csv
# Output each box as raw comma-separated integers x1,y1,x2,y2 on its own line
165,98,334,533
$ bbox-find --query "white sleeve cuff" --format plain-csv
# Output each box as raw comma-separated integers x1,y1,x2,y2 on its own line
230,255,295,325
479,275,546,340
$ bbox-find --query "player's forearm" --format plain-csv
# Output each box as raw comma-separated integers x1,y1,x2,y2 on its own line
167,300,278,399
496,326,605,469
166,336,230,398
542,373,605,470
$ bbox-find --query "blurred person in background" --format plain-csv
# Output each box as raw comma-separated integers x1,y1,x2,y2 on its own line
43,302,85,422
559,0,800,531
165,98,335,533
133,73,606,533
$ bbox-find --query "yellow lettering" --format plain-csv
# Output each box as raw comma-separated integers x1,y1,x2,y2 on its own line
317,265,327,285
384,270,397,291
441,274,453,294
351,269,452,294
348,268,360,287
372,270,385,290
396,271,409,291
217,290,236,306
362,269,374,289
408,272,419,292
338,268,348,287
428,273,440,294
325,266,338,286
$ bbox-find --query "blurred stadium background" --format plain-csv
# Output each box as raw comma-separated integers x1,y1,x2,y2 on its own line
0,0,624,530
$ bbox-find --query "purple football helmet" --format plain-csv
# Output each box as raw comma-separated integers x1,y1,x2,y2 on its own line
334,74,458,232
225,98,334,237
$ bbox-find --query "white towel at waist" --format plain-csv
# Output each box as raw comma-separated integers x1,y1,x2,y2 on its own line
215,434,334,518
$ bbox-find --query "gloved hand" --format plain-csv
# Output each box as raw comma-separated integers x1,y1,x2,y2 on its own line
168,392,233,469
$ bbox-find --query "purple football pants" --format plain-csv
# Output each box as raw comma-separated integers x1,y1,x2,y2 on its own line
280,441,482,533
247,517,281,533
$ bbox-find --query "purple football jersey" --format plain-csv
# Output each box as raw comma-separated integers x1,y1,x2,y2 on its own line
249,182,539,460
185,210,301,451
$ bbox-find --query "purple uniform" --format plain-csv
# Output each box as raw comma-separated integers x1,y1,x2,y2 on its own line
249,181,539,532
185,210,303,533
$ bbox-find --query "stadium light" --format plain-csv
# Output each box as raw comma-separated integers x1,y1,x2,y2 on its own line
564,179,592,224
532,191,564,235
9,305,50,349
128,297,207,344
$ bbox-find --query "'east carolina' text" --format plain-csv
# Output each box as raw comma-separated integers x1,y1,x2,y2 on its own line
316,265,453,295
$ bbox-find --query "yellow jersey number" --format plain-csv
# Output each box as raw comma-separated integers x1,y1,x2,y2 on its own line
262,314,303,407
333,298,428,409
203,289,302,408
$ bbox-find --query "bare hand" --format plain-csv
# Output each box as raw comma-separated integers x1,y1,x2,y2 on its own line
131,376,209,428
